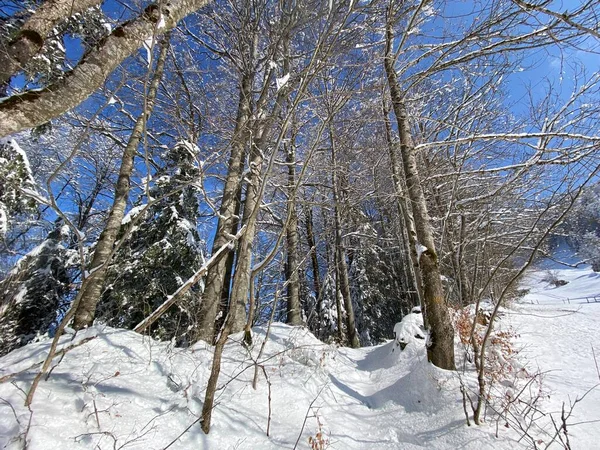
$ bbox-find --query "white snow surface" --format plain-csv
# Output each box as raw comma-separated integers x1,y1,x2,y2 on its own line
511,266,600,449
1,266,599,449
0,325,518,449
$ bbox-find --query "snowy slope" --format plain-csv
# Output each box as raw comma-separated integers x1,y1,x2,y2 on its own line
511,267,600,449
0,323,520,449
2,267,598,449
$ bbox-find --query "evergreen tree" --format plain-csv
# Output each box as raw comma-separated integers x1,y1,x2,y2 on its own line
0,139,38,238
350,243,414,345
0,223,71,356
98,142,205,345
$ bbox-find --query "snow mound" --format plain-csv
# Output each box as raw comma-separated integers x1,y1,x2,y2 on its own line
393,310,426,351
0,323,519,449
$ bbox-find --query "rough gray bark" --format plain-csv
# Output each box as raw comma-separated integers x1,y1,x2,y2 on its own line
72,34,170,329
384,19,455,370
285,141,303,326
227,123,266,334
0,0,210,138
329,125,360,349
195,68,254,342
0,0,104,85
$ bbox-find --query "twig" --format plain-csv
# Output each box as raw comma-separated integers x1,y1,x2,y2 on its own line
293,384,327,450
161,416,202,450
260,365,272,437
0,336,96,384
592,345,600,381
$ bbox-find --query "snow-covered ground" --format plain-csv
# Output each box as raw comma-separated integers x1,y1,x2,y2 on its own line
511,267,600,449
0,266,598,449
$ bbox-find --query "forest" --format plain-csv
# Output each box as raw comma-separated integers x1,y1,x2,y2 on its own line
0,0,600,443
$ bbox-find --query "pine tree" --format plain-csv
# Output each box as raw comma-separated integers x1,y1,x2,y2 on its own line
0,223,72,356
98,142,205,345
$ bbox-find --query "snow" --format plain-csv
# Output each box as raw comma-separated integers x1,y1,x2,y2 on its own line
0,206,6,237
121,205,146,225
0,325,519,449
415,242,428,260
510,266,600,449
142,37,155,65
393,310,426,349
276,73,290,91
157,15,166,30
1,266,599,449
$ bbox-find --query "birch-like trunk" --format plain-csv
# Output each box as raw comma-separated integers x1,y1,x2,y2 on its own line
195,69,254,342
0,0,104,85
72,34,170,329
383,101,424,311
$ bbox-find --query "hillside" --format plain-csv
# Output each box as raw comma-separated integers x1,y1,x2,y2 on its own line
1,266,599,449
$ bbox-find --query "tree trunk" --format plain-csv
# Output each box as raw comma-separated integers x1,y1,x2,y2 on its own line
285,142,303,326
304,205,322,320
212,184,243,342
383,100,424,311
225,42,291,333
329,125,360,349
384,19,455,369
227,128,264,334
0,0,211,138
195,69,254,342
72,34,170,329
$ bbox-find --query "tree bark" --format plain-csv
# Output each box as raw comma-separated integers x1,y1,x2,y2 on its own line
0,0,210,138
384,18,455,369
329,125,360,349
212,185,243,341
72,34,170,329
383,100,424,311
0,0,104,85
227,126,265,334
285,142,303,325
304,205,322,317
195,69,254,342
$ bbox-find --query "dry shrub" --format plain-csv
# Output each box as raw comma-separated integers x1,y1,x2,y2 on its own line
308,414,329,450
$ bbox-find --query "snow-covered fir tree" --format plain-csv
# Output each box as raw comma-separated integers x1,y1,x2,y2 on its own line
0,139,38,238
98,142,205,345
350,243,415,345
0,222,72,356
